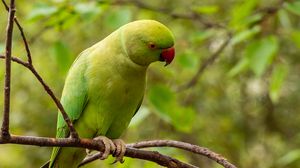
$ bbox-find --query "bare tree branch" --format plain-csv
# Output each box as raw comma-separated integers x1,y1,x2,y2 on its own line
128,140,237,168
1,0,32,64
79,147,198,168
0,55,29,67
1,0,15,139
81,140,237,168
177,34,232,92
103,0,226,29
0,135,199,168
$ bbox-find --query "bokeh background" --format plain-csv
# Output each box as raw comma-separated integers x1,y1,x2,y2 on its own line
1,0,300,167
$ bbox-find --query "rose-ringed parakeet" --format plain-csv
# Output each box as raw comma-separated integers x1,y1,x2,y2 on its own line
46,20,175,168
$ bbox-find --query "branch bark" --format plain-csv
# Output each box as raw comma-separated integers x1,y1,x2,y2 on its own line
0,135,198,168
177,34,232,92
1,0,15,139
105,0,226,29
81,140,237,168
128,140,237,168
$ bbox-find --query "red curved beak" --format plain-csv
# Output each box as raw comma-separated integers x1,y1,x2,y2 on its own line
160,47,175,66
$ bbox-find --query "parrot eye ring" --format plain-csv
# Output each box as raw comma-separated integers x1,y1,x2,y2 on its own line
148,42,156,49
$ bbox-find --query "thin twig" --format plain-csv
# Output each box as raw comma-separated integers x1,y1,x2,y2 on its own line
1,0,15,139
79,153,104,167
0,55,29,67
1,0,79,139
0,135,198,168
177,33,232,92
128,140,237,168
2,0,32,64
14,19,32,64
106,0,225,29
1,0,8,10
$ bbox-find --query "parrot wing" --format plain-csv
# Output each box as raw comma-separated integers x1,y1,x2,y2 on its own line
49,49,91,166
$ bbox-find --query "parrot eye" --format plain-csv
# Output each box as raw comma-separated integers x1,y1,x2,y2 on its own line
148,42,156,49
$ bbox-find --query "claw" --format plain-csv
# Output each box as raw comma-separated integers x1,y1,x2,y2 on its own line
93,136,115,160
92,136,126,164
112,139,126,164
85,148,93,157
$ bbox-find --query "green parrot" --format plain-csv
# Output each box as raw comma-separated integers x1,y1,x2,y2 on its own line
46,20,175,167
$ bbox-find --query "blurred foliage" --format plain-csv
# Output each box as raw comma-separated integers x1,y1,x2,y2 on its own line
1,0,300,167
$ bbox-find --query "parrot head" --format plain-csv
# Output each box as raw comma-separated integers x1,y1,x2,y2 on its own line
120,20,175,66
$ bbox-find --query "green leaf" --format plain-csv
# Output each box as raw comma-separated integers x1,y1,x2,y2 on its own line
291,31,300,49
242,13,263,26
230,0,259,30
278,149,300,166
247,36,279,76
190,30,214,44
104,8,132,29
231,25,261,45
228,58,249,77
278,9,292,29
177,50,198,69
52,41,72,73
60,14,79,30
27,4,58,21
192,5,219,14
44,10,73,28
148,85,195,132
269,64,288,103
74,2,102,19
284,1,300,16
148,85,174,122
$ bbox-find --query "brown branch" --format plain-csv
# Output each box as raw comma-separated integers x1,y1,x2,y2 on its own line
0,55,29,67
78,140,237,168
2,0,32,64
14,19,32,64
1,0,15,139
79,147,197,168
127,140,237,168
101,0,226,29
79,153,104,167
1,0,78,139
177,34,232,92
0,135,198,168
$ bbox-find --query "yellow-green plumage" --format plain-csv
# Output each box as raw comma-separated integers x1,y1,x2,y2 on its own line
48,20,174,167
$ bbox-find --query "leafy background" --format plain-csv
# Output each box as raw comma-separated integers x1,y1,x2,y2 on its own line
1,0,300,167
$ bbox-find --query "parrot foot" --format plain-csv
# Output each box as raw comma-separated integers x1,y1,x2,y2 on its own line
85,148,93,156
93,136,116,160
111,139,126,164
